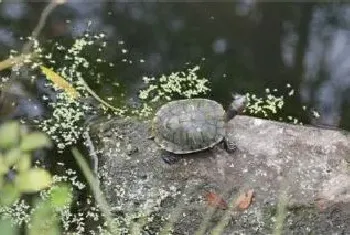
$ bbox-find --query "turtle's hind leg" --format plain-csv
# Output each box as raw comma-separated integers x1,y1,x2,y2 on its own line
161,150,180,164
223,137,237,154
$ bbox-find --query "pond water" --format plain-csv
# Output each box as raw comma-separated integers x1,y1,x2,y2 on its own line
0,1,349,129
0,1,350,234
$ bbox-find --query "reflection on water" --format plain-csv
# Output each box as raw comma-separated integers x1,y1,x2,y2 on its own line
0,1,349,129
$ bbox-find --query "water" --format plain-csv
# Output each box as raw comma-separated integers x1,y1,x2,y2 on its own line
1,2,350,128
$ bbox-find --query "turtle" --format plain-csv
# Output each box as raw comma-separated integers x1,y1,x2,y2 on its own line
150,94,248,164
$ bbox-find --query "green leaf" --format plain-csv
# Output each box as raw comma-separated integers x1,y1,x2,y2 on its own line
20,132,52,152
0,184,20,206
29,200,59,235
15,153,31,172
3,148,21,167
50,185,72,209
0,219,17,235
0,122,20,149
15,169,52,192
0,155,9,176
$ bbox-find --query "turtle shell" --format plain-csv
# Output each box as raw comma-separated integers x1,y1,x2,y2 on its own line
152,99,226,154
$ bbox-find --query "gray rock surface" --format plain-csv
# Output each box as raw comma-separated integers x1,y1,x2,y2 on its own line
89,115,350,235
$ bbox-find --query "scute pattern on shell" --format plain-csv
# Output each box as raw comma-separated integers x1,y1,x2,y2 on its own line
152,99,226,154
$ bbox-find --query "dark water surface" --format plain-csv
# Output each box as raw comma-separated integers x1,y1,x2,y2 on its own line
0,1,349,128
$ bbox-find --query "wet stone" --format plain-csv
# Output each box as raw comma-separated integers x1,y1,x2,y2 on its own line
88,115,350,235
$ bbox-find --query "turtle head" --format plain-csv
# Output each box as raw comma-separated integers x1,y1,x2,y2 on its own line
226,93,247,121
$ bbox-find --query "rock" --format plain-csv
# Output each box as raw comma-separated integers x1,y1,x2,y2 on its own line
88,115,350,234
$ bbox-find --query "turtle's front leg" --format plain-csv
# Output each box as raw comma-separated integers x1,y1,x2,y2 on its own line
223,137,237,154
162,150,180,164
